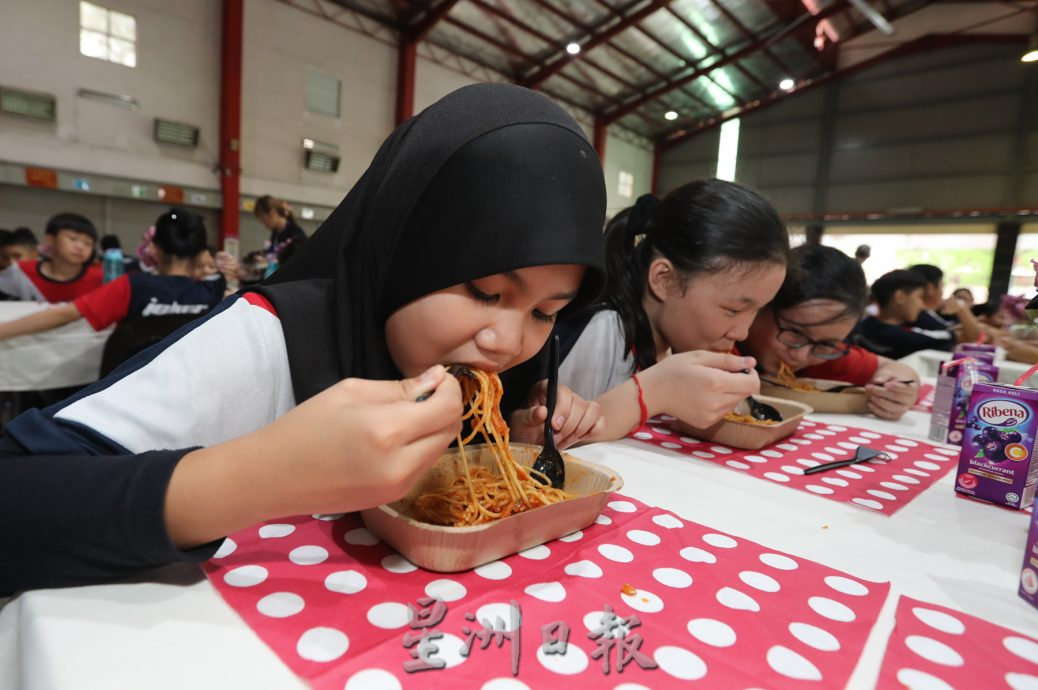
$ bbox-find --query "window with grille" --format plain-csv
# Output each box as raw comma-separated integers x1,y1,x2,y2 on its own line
80,2,137,68
306,69,341,118
618,171,634,199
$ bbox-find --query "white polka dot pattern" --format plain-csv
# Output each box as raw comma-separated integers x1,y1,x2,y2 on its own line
628,417,954,516
204,498,888,690
877,595,1038,690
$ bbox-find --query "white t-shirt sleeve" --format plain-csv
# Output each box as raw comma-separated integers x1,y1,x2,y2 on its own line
55,298,296,453
558,310,636,401
0,264,45,301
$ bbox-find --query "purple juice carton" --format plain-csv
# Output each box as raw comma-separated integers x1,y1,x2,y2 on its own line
955,382,1038,510
929,360,999,446
1020,508,1038,607
954,343,996,365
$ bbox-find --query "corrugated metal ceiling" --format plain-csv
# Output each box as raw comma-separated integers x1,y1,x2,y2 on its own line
313,0,1036,143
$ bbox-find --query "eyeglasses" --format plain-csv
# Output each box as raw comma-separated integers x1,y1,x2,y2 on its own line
772,311,850,361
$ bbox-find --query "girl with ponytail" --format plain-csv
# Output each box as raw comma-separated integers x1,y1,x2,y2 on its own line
254,195,307,267
558,178,789,441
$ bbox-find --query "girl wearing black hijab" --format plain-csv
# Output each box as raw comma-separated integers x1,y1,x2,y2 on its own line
0,84,607,594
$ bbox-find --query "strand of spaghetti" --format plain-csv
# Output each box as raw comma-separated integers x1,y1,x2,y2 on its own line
458,431,503,521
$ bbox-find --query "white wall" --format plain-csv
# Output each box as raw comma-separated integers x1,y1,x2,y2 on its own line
240,0,396,208
602,131,653,218
0,0,221,190
1,0,655,252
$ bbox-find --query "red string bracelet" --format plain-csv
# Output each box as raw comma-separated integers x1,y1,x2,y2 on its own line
632,374,648,428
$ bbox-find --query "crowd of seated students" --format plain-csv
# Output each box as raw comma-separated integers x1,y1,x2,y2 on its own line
0,85,1028,597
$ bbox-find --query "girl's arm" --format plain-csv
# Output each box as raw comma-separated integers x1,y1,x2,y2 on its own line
0,368,462,593
0,303,82,340
166,369,462,548
587,351,759,442
863,356,920,420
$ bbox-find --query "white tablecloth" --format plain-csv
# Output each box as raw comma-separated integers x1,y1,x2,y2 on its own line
0,303,112,391
899,347,1037,385
2,401,1037,689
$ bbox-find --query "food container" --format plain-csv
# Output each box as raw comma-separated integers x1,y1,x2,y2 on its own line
360,443,622,572
760,378,869,414
674,395,813,450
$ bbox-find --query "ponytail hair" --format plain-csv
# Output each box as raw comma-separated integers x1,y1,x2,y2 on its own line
601,178,788,372
254,195,295,223
770,244,866,322
154,207,208,259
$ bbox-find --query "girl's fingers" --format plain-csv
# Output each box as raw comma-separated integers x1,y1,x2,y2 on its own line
552,390,575,431
379,381,463,441
335,366,451,405
557,403,602,448
692,351,757,373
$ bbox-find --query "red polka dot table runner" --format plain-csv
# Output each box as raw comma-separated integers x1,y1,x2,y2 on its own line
205,496,889,689
630,417,959,516
914,383,935,413
875,595,1038,689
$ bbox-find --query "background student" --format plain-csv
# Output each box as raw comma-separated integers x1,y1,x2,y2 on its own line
557,179,789,441
0,208,227,341
253,195,307,271
855,269,958,360
5,227,40,265
0,83,607,595
740,245,919,421
0,213,101,302
907,263,980,345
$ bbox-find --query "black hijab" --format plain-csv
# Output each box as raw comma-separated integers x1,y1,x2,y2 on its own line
254,84,606,409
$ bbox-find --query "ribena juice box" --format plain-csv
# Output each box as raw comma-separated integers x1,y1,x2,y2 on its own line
929,360,999,446
954,343,996,364
1019,508,1038,607
955,382,1038,510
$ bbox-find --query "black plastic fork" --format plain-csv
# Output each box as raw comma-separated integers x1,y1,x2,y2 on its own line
531,335,565,489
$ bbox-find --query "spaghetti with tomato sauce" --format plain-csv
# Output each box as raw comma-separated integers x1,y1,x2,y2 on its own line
412,368,572,526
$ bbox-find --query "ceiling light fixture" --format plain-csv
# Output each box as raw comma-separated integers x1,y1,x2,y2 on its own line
779,78,795,91
664,110,678,121
566,42,581,55
1023,33,1038,63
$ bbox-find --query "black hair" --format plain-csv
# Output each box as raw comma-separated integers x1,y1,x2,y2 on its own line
12,227,38,247
770,244,866,322
277,235,306,265
0,229,11,247
972,301,999,318
100,234,122,251
153,207,208,259
872,269,926,308
45,213,97,242
602,178,789,372
952,287,973,300
854,244,871,259
908,263,943,287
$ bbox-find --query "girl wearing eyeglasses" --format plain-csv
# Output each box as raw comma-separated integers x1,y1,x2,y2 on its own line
557,178,789,441
740,244,919,420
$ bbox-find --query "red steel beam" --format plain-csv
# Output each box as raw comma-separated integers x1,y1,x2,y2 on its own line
658,33,1029,151
219,0,243,251
593,118,608,160
395,0,459,125
602,2,850,124
519,0,674,88
405,0,461,41
395,40,416,126
706,0,793,74
664,5,769,91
